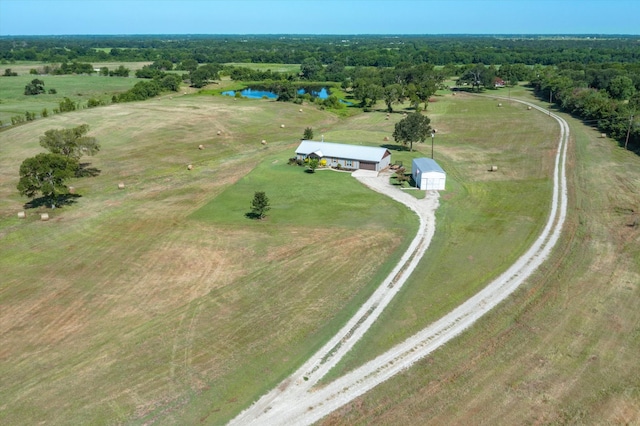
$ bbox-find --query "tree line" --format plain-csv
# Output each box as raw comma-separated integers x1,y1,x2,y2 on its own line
2,35,639,67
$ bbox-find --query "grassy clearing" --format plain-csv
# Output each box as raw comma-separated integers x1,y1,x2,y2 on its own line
321,92,558,382
0,73,143,124
2,80,635,425
224,62,301,73
319,95,640,425
0,92,415,425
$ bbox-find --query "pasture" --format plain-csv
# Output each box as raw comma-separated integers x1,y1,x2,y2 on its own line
0,72,144,125
1,81,638,426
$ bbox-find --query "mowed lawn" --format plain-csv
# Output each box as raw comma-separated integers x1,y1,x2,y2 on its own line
319,93,640,425
2,84,636,426
0,93,416,425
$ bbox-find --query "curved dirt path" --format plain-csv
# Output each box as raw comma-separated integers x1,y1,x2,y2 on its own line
229,98,569,425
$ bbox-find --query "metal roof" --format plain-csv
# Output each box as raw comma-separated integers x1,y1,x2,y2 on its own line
412,157,446,174
296,140,390,163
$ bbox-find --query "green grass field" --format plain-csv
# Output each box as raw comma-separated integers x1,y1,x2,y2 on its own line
0,73,143,124
1,78,638,426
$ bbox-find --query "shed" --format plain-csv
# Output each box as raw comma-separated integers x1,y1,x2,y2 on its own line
295,140,391,172
412,158,446,190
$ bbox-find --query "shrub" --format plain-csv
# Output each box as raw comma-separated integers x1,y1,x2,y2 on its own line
87,98,104,108
58,97,76,112
11,115,25,125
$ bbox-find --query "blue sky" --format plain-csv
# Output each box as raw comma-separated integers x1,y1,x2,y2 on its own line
1,0,638,36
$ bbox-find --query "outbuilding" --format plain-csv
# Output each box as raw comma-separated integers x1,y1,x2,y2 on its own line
412,157,446,190
295,140,391,172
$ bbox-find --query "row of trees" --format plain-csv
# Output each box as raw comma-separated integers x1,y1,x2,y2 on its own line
532,62,640,151
3,35,639,67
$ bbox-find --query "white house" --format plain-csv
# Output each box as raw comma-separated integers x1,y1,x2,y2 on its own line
412,158,446,190
295,140,391,172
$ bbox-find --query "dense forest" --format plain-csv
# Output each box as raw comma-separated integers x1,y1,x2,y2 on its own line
1,35,639,150
2,34,640,66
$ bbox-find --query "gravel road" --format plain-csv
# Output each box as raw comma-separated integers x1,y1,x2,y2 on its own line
228,98,569,425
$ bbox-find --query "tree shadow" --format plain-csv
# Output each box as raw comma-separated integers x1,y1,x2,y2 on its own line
24,193,82,209
76,163,101,177
245,212,264,220
380,144,408,152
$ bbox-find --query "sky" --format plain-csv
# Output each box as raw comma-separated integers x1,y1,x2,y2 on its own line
0,0,639,36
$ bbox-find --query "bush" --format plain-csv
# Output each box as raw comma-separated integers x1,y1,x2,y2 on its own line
87,98,104,108
58,97,76,112
11,115,25,125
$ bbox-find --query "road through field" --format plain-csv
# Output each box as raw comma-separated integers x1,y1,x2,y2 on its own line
228,98,569,425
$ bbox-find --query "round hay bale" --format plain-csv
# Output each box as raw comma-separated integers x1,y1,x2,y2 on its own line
17,211,26,219
527,106,532,110
601,133,607,138
187,164,193,170
40,213,49,221
491,165,498,172
280,124,285,128
299,109,303,112
433,129,437,133
498,103,503,107
118,183,125,189
384,136,389,141
68,186,75,194
198,144,205,150
217,130,222,135
261,140,267,145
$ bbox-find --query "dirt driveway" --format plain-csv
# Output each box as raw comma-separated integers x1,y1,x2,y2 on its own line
229,98,569,425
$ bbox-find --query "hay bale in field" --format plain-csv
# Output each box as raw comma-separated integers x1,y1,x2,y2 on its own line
217,130,222,135
261,140,267,145
527,106,532,110
299,109,303,112
40,213,49,221
601,133,607,138
198,144,205,150
280,124,285,128
118,182,125,189
498,103,503,107
384,136,389,141
490,165,498,172
187,164,193,170
17,211,26,219
68,186,75,194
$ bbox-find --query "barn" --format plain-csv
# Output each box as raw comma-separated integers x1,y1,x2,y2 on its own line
412,158,446,190
295,140,392,172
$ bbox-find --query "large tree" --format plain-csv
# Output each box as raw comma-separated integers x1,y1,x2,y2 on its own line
393,112,432,151
17,153,78,208
39,124,100,160
24,78,45,95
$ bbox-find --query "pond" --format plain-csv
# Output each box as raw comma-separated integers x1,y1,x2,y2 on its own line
222,86,331,99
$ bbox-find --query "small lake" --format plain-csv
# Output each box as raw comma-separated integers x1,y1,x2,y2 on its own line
222,87,331,99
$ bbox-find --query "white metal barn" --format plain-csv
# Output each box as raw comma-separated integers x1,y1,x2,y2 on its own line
412,158,446,190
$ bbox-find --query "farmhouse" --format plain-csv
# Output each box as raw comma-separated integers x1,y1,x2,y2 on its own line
412,157,446,190
295,140,392,172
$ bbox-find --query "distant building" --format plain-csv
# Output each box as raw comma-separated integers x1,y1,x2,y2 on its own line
494,77,506,87
295,140,391,172
412,158,446,190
